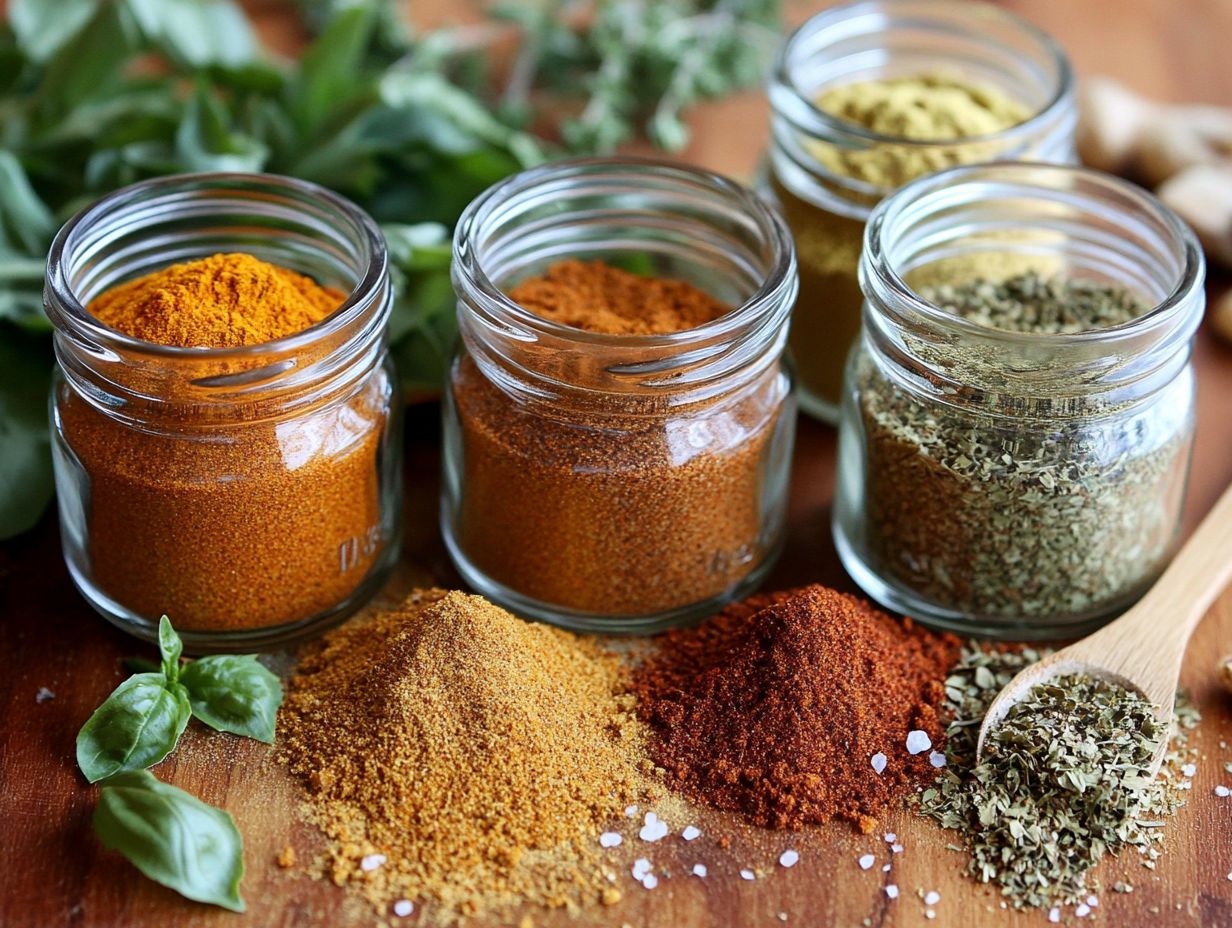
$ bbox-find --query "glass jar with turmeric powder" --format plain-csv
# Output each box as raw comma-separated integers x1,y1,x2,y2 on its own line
767,0,1076,422
45,174,402,651
443,158,798,633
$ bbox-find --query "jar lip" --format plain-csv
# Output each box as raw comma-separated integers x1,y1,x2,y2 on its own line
864,161,1206,347
45,172,389,358
453,156,798,348
772,0,1075,150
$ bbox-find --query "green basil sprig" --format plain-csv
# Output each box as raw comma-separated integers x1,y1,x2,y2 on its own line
95,770,246,912
76,616,283,780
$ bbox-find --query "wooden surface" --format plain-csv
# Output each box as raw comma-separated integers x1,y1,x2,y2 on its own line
3,2,1232,927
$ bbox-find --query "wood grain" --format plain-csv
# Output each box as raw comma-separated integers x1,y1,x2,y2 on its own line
3,2,1232,927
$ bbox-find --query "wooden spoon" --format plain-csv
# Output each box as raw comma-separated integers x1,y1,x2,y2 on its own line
976,482,1232,773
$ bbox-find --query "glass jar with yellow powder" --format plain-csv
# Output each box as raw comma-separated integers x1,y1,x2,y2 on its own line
44,174,403,651
767,0,1076,422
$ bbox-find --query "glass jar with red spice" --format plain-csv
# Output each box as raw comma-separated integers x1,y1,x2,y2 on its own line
443,158,799,633
44,174,403,652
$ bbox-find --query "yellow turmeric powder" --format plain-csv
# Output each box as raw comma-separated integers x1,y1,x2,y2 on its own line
58,252,395,638
90,253,344,347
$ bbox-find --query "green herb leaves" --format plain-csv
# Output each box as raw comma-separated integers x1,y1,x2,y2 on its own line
78,617,278,910
95,771,245,912
181,656,281,744
76,617,283,780
76,673,191,784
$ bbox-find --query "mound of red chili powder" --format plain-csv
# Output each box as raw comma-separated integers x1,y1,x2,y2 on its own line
633,586,960,833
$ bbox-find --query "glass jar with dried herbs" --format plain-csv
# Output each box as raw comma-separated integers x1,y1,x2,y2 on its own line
766,0,1076,423
45,174,403,652
833,163,1205,638
443,158,798,633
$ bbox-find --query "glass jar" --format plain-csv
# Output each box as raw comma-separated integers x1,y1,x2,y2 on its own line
443,158,798,633
45,173,402,652
767,0,1076,423
833,162,1205,639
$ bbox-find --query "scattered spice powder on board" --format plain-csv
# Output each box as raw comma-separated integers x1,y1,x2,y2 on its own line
61,252,390,631
450,259,791,617
633,586,961,833
279,589,649,920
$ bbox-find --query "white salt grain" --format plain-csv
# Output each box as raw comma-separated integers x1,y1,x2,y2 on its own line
779,850,799,868
642,874,659,890
682,825,701,841
1087,896,1099,907
925,911,935,920
35,687,55,703
392,900,413,918
882,864,891,872
692,864,707,878
886,885,899,899
883,833,896,843
1182,763,1197,777
632,859,652,880
928,751,947,768
360,854,385,872
924,891,940,905
1049,908,1061,923
599,832,622,848
906,730,932,754
1216,785,1230,797
1076,903,1091,917
740,869,756,881
625,804,639,817
639,819,669,842
891,844,903,854
858,854,875,870
871,752,888,774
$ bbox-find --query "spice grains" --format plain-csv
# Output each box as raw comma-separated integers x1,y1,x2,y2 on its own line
61,253,391,631
279,589,647,918
450,259,791,618
634,585,960,833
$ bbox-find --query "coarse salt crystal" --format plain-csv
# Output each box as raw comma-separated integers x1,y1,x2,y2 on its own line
1049,908,1061,923
625,805,638,817
858,854,875,870
882,864,891,872
632,859,652,880
392,900,413,918
599,832,622,848
871,752,888,774
35,687,55,703
924,891,940,905
360,854,385,872
639,819,669,842
883,833,896,843
906,730,932,755
1076,903,1091,917
644,811,658,825
1087,896,1099,907
1182,763,1197,777
682,825,701,841
1227,872,1232,882
779,850,799,868
692,864,707,878
886,885,899,899
1216,785,1230,797
740,869,756,881
925,911,935,920
642,874,659,890
891,844,903,854
928,751,947,768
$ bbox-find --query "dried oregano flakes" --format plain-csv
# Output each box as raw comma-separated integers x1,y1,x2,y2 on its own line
918,645,1198,909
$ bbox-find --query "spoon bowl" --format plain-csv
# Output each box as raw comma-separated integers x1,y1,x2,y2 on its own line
976,483,1232,774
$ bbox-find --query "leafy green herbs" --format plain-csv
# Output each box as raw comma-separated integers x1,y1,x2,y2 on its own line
0,0,780,540
919,645,1199,909
95,770,246,912
79,617,281,909
76,617,283,780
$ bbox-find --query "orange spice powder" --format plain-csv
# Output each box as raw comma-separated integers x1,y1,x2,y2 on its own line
60,253,391,633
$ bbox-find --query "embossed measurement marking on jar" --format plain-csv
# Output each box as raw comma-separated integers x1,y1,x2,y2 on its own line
339,525,382,574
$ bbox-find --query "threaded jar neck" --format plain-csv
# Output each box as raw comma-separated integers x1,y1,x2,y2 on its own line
859,162,1205,414
45,172,391,425
451,157,798,413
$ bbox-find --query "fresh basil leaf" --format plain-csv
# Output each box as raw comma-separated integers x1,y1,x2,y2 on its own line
157,616,183,684
0,328,53,539
35,2,141,114
286,5,375,138
124,0,257,70
76,673,191,783
174,84,268,173
9,0,99,64
0,151,56,255
180,656,282,744
94,770,245,912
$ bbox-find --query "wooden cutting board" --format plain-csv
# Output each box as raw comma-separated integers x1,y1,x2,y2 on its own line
3,2,1232,926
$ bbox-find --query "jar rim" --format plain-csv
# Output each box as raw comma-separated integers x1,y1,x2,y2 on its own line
772,0,1075,150
45,171,389,358
863,161,1205,348
452,156,798,349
